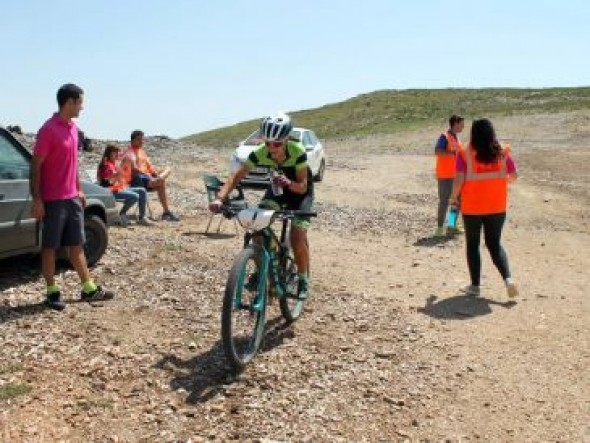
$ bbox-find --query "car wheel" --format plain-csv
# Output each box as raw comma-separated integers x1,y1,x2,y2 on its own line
84,215,108,267
313,159,325,182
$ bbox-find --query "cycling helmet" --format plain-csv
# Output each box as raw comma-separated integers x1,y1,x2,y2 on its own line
260,112,293,142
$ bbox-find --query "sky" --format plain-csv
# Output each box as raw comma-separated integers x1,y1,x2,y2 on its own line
1,0,589,140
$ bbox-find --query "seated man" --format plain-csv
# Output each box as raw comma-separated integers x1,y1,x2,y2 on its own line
209,112,314,300
120,130,180,221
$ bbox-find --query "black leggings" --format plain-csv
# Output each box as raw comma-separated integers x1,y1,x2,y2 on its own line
463,213,511,286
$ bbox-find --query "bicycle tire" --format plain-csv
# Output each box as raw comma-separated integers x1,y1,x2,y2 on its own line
279,247,306,323
221,245,267,371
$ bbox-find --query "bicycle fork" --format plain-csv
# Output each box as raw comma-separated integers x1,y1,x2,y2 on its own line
235,247,271,313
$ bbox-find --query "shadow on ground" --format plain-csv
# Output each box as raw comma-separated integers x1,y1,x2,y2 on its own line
413,235,457,247
155,316,295,404
0,256,40,291
418,294,516,320
182,232,238,240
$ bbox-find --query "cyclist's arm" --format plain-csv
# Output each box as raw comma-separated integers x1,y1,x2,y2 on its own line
287,166,308,194
217,164,250,200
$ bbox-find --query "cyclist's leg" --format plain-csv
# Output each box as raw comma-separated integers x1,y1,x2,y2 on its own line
290,194,312,276
290,194,313,299
258,188,283,211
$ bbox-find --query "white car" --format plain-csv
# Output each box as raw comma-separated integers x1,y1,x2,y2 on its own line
229,127,326,185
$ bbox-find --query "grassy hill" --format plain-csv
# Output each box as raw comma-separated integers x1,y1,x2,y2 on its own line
182,87,590,149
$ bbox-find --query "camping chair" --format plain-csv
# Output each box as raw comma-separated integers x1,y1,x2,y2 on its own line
203,174,248,234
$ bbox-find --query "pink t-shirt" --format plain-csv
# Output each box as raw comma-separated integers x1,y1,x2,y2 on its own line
456,152,516,174
33,114,79,202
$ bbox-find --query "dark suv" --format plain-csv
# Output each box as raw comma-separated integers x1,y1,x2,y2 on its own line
0,127,118,266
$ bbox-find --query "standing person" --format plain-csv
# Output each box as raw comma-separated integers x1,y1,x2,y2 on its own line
449,118,518,298
434,115,464,236
120,130,179,222
97,144,154,227
209,112,314,300
30,83,114,310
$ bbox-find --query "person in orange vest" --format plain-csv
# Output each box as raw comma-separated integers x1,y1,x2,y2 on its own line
97,144,154,227
120,130,179,222
449,118,518,298
434,115,464,236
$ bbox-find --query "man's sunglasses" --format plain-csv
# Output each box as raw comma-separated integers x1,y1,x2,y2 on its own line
265,140,286,148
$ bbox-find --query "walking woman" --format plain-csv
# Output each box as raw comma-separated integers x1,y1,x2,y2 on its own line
449,118,518,298
97,144,153,226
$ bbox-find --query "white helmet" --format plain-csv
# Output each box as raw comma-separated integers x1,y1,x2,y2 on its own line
261,112,293,142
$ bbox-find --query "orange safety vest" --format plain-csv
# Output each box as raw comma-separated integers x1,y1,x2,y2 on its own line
436,131,463,179
119,160,133,185
123,146,156,176
459,144,509,215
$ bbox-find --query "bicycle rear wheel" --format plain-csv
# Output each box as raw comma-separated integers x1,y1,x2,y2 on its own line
221,245,267,371
279,248,306,323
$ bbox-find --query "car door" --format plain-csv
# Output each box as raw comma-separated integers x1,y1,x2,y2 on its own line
0,129,38,257
301,131,318,174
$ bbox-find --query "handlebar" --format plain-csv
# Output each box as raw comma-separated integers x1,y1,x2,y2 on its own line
217,205,317,219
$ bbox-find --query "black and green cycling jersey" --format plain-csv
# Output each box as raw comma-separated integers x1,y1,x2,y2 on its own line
245,140,314,201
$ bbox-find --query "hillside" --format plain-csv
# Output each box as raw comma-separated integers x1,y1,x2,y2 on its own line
182,87,590,148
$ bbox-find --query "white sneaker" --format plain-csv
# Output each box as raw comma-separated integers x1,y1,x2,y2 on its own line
506,282,519,298
137,217,155,226
460,284,480,296
119,214,130,227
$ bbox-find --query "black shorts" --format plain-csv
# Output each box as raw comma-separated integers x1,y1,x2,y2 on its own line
260,189,314,229
42,198,85,249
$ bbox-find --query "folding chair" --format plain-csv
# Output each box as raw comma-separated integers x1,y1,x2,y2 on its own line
203,174,248,234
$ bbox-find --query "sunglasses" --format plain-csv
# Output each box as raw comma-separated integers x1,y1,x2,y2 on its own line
265,140,286,148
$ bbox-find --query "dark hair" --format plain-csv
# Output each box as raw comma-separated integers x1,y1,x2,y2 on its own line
470,118,502,164
449,114,464,128
98,144,121,182
130,130,144,141
57,83,84,108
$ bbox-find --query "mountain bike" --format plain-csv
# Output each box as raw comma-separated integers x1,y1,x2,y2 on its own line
219,206,317,372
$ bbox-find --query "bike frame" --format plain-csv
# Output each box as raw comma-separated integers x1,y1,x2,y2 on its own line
236,218,290,313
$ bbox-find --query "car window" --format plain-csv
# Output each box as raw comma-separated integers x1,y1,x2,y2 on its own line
0,132,30,180
289,130,302,142
309,131,319,144
302,132,314,147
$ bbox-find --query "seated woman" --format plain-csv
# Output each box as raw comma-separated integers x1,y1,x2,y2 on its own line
97,144,154,227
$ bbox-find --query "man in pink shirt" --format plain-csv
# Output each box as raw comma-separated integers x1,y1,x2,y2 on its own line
31,83,114,310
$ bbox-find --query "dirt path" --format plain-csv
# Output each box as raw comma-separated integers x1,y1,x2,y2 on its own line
1,112,589,442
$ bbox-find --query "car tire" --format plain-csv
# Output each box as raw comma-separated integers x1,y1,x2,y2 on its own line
84,215,108,267
313,159,325,182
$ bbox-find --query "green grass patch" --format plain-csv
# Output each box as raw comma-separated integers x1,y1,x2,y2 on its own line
0,363,24,375
0,383,32,400
181,87,590,149
76,398,114,411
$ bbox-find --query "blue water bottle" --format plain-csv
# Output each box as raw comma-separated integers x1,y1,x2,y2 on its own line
446,206,458,229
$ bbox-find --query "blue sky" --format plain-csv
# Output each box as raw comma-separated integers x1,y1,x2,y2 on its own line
1,0,588,140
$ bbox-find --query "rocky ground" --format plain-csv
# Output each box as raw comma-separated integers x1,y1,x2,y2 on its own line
1,111,589,442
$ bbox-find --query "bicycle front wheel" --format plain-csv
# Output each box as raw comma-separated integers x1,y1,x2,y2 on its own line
279,249,306,323
221,245,267,372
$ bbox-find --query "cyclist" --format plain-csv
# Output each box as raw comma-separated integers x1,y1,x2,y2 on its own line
209,112,314,300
